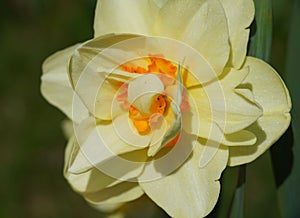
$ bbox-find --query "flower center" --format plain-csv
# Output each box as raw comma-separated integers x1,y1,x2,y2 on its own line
129,94,167,135
117,55,190,146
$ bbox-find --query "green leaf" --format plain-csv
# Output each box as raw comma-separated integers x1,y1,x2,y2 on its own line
229,166,246,218
214,167,239,218
248,0,273,62
245,152,281,218
272,0,300,217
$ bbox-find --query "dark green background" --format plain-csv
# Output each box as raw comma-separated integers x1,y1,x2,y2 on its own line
0,0,298,217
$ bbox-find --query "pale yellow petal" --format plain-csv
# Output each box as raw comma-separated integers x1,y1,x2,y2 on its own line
70,34,225,121
228,115,290,166
184,92,257,147
92,148,148,183
69,34,139,86
228,57,291,166
147,116,170,157
41,44,89,123
217,89,262,134
128,74,164,114
215,67,262,133
155,0,230,74
69,35,141,120
65,136,147,193
188,67,262,136
220,0,255,68
139,131,195,182
161,38,220,84
64,137,121,193
111,114,152,151
152,0,168,8
94,0,160,37
242,57,291,114
182,68,200,88
65,168,120,194
95,72,140,121
196,129,255,169
140,141,228,218
84,182,144,204
69,116,149,179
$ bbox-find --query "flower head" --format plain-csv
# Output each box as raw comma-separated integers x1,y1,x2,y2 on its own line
41,0,291,217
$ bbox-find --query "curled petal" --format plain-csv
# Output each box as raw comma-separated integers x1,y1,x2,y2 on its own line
220,0,255,68
64,137,121,193
188,67,262,136
41,44,89,123
69,116,149,181
228,57,291,166
127,74,164,114
69,35,141,120
242,57,291,114
183,105,257,147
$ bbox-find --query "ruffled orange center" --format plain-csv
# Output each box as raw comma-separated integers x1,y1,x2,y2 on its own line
129,94,167,135
117,55,190,146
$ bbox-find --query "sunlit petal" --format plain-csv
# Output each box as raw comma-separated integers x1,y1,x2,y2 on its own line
140,141,228,217
94,0,160,37
220,0,254,68
228,57,291,166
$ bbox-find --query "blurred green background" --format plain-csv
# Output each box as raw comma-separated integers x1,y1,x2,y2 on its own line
0,0,299,217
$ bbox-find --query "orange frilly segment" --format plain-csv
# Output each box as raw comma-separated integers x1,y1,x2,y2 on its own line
121,65,147,74
129,94,167,135
148,55,177,77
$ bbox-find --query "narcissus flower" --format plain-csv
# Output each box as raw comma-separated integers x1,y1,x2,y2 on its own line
41,0,291,217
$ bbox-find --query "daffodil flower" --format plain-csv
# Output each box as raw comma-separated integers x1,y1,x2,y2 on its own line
41,0,291,217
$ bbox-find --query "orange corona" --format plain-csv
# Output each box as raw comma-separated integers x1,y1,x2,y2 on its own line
118,56,189,147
